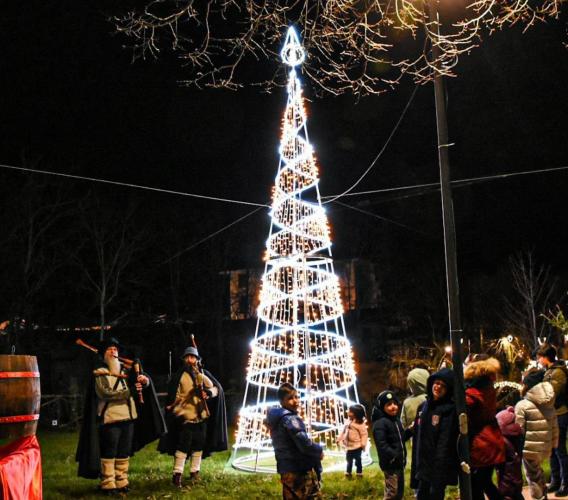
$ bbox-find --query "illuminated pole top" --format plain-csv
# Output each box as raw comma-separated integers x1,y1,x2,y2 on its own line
280,26,305,67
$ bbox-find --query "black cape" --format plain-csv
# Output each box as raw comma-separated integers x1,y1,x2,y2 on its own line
157,367,228,458
76,363,167,479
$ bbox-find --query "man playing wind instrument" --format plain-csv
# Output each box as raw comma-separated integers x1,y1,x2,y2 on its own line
158,344,227,488
76,337,165,495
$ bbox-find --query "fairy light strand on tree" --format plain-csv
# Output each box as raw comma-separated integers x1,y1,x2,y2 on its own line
231,27,368,473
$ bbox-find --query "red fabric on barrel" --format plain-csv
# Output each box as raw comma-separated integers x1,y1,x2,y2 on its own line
0,372,40,378
0,435,42,500
0,415,39,424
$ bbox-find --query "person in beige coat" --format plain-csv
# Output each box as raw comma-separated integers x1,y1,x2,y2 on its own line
162,346,219,488
515,368,559,500
93,338,148,493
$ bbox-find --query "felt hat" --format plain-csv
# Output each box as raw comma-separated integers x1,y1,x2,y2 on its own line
100,336,120,353
181,346,200,359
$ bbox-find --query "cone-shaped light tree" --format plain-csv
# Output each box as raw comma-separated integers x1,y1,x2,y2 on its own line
232,27,367,473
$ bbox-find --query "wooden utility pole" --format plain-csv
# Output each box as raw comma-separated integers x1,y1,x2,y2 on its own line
428,2,472,499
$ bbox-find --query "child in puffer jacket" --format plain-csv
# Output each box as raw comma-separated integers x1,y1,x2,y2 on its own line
515,368,559,500
372,391,407,500
495,406,524,500
337,404,368,477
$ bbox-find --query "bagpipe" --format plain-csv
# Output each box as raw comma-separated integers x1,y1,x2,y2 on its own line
75,338,145,404
191,334,210,418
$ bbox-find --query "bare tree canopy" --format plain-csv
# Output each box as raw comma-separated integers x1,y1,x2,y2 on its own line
114,0,564,95
502,250,558,349
75,194,148,339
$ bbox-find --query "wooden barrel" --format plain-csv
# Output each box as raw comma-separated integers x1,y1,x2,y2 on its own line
0,355,41,441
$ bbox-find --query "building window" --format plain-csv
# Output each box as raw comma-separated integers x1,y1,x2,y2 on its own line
238,272,248,289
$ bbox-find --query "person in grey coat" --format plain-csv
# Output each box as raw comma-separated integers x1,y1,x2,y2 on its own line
401,367,429,492
515,368,559,500
401,368,429,430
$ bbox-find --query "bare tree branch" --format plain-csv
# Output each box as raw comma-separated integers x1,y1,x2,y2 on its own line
75,194,147,340
502,250,558,349
113,0,564,95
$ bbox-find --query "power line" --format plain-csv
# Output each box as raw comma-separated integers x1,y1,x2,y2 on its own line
2,160,565,213
332,200,428,235
322,164,568,200
161,206,265,263
0,163,269,208
323,84,420,205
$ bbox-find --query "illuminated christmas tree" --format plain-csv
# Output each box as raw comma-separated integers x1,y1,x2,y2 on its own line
232,27,367,473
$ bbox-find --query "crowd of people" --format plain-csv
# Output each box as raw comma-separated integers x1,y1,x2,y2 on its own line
267,344,568,500
74,338,568,500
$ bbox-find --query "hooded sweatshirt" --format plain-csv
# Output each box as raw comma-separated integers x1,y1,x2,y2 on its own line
401,368,429,430
514,381,559,462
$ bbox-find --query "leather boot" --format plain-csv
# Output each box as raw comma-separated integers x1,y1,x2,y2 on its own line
100,458,117,493
172,472,183,489
115,457,130,492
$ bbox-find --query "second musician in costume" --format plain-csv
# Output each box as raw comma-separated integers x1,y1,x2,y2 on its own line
158,345,228,488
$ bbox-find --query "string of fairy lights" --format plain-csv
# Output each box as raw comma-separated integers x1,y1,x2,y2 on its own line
231,27,367,473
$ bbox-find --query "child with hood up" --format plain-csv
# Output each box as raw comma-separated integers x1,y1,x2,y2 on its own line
495,406,524,500
401,367,430,430
372,391,407,500
401,367,429,492
515,368,559,500
413,368,459,500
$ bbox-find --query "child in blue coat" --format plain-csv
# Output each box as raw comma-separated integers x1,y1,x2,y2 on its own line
266,383,324,499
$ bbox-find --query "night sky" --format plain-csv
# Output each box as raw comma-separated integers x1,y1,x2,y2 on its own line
1,2,567,278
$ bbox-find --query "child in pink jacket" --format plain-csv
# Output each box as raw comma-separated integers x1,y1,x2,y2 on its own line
337,404,368,477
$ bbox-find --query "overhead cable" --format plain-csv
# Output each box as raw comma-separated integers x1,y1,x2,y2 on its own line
332,200,428,235
323,83,420,205
0,163,269,208
322,165,568,200
161,206,265,263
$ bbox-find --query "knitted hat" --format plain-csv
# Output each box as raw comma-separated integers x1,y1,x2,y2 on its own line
523,369,544,391
496,406,522,437
376,390,400,410
181,346,200,359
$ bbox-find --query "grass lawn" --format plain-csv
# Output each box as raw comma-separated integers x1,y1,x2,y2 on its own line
40,430,460,499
